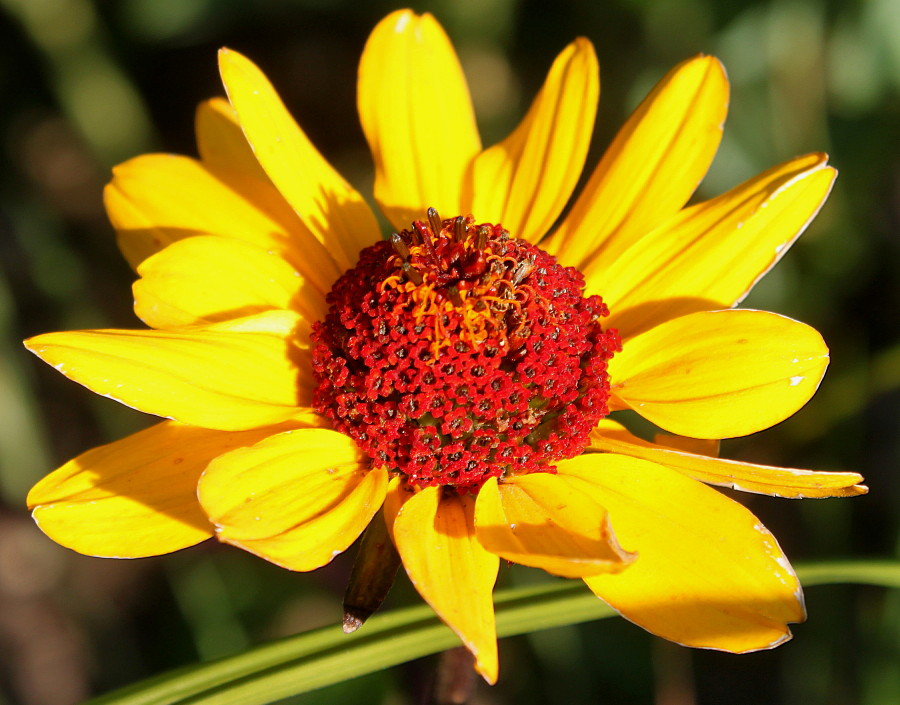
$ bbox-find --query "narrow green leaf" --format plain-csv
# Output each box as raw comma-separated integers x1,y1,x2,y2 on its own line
796,560,900,588
84,560,900,705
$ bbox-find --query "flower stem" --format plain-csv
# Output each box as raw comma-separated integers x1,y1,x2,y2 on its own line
82,560,900,705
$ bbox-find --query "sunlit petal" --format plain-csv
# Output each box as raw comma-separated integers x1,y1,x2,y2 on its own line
609,309,829,438
27,421,310,558
474,475,634,578
358,10,481,229
219,48,379,270
29,422,204,557
393,486,499,684
548,55,728,267
558,454,805,651
24,311,313,431
589,419,867,498
134,235,326,329
466,38,598,243
199,428,387,571
586,153,836,338
104,153,343,295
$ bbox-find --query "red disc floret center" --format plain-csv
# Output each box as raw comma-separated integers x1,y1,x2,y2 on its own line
311,209,620,491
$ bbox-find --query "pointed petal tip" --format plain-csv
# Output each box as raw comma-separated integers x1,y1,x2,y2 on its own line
380,8,421,33
217,46,252,79
22,335,64,364
217,48,234,72
674,52,727,85
568,36,599,76
476,658,499,685
217,47,236,68
571,35,597,55
804,150,830,167
688,52,724,67
392,488,499,686
786,153,834,186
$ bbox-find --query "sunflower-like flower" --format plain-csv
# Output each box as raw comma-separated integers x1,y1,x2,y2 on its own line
25,10,865,683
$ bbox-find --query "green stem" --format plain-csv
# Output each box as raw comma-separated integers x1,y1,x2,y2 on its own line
84,560,900,705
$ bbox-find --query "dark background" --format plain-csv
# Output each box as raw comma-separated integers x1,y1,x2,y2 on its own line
0,1,897,703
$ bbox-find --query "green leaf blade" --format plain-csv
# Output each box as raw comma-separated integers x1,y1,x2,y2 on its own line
84,560,900,705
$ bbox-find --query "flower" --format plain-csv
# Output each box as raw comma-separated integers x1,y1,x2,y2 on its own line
25,10,866,684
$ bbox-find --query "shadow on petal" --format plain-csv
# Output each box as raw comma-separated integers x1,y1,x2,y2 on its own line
603,296,722,341
27,421,318,558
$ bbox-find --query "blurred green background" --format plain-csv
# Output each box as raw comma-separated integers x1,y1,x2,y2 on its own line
0,0,897,703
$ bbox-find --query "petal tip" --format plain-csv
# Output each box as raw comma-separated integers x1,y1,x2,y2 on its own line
682,53,727,81
387,8,418,32
475,656,499,685
571,35,597,56
22,335,54,361
25,491,44,512
218,46,251,76
217,46,238,65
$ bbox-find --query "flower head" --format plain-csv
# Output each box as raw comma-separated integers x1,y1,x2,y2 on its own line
25,10,866,684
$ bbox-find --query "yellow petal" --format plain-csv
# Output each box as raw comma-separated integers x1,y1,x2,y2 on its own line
195,97,268,181
547,55,728,267
652,433,719,457
27,422,224,557
199,428,387,571
609,309,829,438
558,453,806,652
24,311,312,431
134,235,326,329
586,154,836,339
474,475,634,578
589,419,867,498
358,10,481,230
27,421,310,558
105,154,343,295
466,38,598,244
393,486,499,684
219,48,379,271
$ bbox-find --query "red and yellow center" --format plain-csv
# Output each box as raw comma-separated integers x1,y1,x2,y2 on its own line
311,209,619,491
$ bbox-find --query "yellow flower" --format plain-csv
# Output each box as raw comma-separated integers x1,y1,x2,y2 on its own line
25,10,865,684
